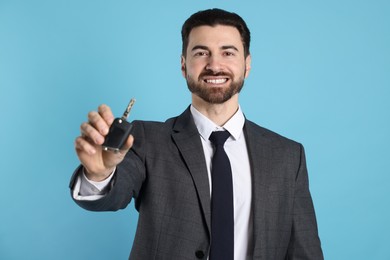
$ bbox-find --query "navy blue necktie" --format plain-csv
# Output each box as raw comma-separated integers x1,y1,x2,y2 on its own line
209,131,234,260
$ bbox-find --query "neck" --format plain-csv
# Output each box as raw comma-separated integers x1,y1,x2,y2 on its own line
191,94,239,126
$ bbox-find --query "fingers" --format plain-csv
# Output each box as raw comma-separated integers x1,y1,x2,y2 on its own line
75,104,132,179
98,104,115,126
76,103,136,157
74,135,97,155
76,104,114,153
88,111,108,136
88,104,114,134
80,104,113,142
80,120,104,145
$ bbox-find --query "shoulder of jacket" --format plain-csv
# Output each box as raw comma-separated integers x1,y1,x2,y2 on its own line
244,119,302,148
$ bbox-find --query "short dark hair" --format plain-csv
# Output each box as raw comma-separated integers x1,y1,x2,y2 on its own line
181,8,251,58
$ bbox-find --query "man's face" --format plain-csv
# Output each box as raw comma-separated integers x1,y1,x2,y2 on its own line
181,25,251,104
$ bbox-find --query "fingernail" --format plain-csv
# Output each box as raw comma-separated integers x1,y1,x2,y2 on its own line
95,136,103,144
101,128,109,135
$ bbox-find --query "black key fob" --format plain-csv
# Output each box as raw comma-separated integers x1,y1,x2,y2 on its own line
102,118,133,152
102,98,135,152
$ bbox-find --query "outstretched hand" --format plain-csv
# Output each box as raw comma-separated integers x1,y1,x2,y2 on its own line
74,104,134,181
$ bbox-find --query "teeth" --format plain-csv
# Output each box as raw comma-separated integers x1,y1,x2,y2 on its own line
206,78,227,84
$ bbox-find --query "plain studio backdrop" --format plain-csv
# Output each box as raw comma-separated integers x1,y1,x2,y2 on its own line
0,0,389,259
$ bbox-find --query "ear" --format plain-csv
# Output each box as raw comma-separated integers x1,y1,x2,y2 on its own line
181,55,186,78
244,54,251,78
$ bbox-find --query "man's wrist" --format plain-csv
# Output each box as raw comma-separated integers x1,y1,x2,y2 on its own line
84,167,115,182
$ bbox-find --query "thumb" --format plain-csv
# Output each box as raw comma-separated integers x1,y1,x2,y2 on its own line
120,134,134,152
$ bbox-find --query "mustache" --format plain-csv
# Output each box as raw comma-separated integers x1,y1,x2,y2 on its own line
199,70,232,78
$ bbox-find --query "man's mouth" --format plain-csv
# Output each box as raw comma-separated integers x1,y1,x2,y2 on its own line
203,78,229,85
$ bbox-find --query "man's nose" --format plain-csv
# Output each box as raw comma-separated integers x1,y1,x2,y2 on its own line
205,55,223,72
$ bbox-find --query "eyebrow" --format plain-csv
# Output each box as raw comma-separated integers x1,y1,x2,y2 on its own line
191,45,209,52
191,45,239,52
221,45,239,52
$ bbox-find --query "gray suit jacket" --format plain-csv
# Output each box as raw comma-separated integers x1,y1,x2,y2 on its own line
70,107,324,260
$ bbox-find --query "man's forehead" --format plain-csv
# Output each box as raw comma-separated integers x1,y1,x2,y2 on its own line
187,25,243,48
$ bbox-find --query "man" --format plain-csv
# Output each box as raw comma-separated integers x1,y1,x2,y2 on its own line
71,8,324,260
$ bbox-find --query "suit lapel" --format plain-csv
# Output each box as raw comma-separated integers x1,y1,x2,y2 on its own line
244,120,272,256
171,108,211,235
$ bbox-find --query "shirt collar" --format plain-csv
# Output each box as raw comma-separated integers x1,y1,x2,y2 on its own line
190,105,245,141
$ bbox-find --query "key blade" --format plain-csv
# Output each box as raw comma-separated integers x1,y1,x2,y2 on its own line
122,98,136,120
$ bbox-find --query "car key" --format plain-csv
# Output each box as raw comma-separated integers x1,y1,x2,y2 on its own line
102,98,136,152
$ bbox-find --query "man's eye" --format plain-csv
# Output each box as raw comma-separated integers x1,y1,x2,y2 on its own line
224,52,235,56
194,52,208,57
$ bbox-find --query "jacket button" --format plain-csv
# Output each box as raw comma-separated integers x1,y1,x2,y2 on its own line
195,250,205,259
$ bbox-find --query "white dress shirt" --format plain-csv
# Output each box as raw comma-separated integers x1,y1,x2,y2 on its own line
74,105,253,259
190,105,253,260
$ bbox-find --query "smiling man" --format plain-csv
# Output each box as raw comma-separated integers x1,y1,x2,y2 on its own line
183,25,250,106
71,8,324,260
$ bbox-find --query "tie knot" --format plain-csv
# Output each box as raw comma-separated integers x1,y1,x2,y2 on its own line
209,131,230,146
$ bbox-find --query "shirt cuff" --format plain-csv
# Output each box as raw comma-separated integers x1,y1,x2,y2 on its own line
72,168,115,201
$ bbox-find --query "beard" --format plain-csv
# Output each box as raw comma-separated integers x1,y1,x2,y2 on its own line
186,70,245,104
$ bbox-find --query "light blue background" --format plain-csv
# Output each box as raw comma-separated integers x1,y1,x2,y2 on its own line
1,0,389,259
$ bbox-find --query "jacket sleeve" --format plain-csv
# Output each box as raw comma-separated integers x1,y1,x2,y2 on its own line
286,144,324,259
